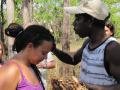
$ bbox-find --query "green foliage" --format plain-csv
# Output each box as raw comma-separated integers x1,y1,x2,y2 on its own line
4,0,120,40
14,0,23,24
104,0,120,37
33,0,120,39
33,0,63,23
33,0,64,42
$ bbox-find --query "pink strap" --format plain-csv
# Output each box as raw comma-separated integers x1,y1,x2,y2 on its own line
10,61,24,79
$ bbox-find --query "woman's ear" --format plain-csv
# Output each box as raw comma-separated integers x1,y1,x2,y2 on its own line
26,43,34,49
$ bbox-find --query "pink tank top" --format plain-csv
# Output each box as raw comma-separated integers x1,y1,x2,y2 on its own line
15,63,43,90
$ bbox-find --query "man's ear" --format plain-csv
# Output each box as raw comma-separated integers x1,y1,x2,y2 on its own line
88,19,94,28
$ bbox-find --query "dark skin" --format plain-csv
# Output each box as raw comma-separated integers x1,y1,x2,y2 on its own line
105,42,120,80
53,14,120,81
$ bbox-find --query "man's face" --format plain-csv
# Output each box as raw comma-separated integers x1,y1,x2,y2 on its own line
73,14,90,38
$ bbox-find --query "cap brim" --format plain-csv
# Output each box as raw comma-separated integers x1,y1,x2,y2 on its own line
64,6,84,14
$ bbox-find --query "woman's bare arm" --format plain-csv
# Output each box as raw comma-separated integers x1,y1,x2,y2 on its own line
0,62,20,90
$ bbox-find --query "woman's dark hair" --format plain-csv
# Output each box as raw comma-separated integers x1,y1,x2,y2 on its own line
6,24,55,52
31,64,45,90
105,21,115,36
5,23,24,37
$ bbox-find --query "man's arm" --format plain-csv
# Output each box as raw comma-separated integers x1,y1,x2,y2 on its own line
52,48,75,65
52,39,89,65
74,38,89,64
106,41,120,81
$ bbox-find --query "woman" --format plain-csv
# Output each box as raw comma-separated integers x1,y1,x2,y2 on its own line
0,24,55,90
105,21,115,36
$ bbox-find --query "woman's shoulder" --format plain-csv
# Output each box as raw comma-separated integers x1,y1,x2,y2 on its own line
0,60,21,89
0,60,20,79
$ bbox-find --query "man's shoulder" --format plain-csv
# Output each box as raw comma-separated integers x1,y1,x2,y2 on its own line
106,41,120,50
106,41,120,64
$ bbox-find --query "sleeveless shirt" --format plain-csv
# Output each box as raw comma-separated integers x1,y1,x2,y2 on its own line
80,37,117,85
15,63,43,90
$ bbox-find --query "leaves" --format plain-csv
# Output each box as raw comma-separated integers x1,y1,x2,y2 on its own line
104,0,120,37
3,0,120,37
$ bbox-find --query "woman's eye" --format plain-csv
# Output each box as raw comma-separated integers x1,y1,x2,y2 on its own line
42,52,47,56
42,52,45,55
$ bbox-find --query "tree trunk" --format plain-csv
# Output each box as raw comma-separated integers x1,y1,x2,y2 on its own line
60,0,73,77
0,0,5,42
22,0,33,27
6,0,15,59
0,0,8,59
62,0,70,52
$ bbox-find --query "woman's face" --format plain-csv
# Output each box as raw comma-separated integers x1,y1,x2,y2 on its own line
105,26,113,37
28,41,53,65
73,14,90,38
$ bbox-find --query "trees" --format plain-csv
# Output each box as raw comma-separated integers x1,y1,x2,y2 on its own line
6,0,15,58
22,0,33,27
104,0,120,37
1,0,120,89
59,0,71,77
0,0,5,42
0,0,119,64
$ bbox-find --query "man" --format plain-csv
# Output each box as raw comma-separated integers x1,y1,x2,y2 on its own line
52,0,120,89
